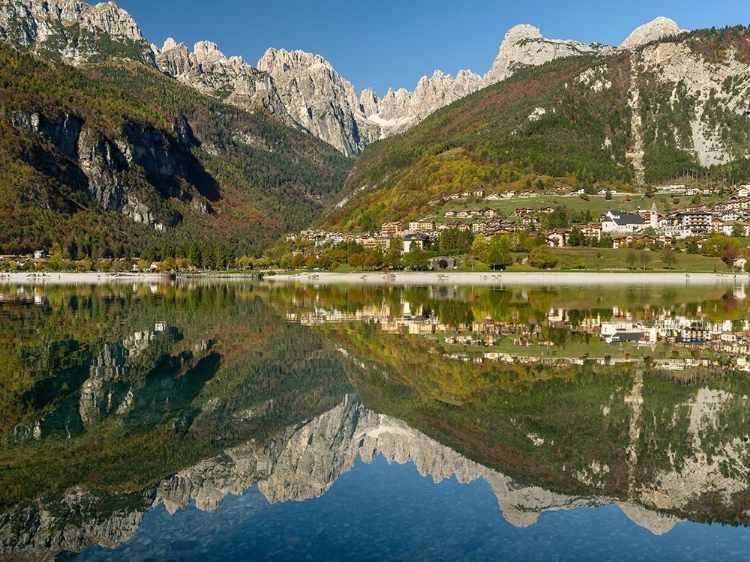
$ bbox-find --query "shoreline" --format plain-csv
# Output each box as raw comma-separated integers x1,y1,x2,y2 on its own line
265,270,750,286
1,270,747,287
0,272,172,285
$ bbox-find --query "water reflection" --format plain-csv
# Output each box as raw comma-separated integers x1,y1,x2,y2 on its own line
279,282,750,372
1,281,750,559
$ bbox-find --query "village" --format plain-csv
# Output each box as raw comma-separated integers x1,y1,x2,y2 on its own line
291,184,750,268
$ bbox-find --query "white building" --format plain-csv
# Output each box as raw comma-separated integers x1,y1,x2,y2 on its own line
601,210,646,234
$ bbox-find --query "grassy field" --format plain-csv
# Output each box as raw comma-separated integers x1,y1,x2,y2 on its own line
550,247,732,272
455,247,732,273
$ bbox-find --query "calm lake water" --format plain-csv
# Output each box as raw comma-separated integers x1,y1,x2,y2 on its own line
3,280,750,561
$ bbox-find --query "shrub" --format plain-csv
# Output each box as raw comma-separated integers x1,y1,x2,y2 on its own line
529,245,559,269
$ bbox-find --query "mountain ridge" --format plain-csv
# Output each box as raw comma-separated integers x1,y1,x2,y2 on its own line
0,1,688,156
319,25,750,232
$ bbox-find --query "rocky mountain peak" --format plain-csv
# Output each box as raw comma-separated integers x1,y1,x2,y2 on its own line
620,16,685,49
192,40,227,66
256,47,374,156
503,23,544,44
153,37,291,122
160,37,179,52
0,0,152,64
486,23,614,84
257,47,333,76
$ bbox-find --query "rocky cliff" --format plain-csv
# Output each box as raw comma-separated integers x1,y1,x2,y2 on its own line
485,24,614,84
0,0,153,64
153,39,291,123
256,48,489,155
360,69,485,136
8,108,205,229
636,36,750,168
256,48,379,156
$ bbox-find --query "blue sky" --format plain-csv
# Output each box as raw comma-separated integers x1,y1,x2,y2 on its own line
117,0,748,98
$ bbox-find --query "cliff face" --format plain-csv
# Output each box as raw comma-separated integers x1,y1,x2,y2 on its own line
7,108,211,229
255,49,489,156
0,0,153,64
256,48,380,156
636,38,750,168
360,69,486,135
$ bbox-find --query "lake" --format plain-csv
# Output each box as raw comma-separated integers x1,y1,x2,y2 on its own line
2,279,750,561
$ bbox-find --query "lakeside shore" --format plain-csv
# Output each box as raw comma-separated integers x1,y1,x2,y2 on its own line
1,270,747,287
0,272,172,285
266,270,750,286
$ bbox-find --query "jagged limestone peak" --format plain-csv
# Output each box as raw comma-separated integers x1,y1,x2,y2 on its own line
192,40,228,66
486,23,613,84
161,37,180,52
0,0,151,64
257,47,335,75
503,23,544,45
620,17,685,50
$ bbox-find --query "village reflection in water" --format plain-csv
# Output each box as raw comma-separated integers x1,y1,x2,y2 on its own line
284,281,750,372
1,280,750,560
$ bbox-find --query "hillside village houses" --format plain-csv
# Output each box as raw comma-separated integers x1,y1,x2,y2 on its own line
294,184,750,256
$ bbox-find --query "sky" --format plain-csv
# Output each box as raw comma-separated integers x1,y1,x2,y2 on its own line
116,0,749,98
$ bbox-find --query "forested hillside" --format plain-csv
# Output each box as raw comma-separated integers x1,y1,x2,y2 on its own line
0,43,352,258
321,27,750,233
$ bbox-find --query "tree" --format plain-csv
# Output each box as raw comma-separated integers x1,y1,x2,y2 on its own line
487,235,513,270
568,227,585,247
348,252,367,269
626,251,638,270
402,247,429,270
732,224,745,237
438,228,474,255
662,248,677,269
363,250,383,270
702,234,746,264
544,206,570,229
639,252,651,270
470,235,489,264
529,245,558,269
385,237,402,269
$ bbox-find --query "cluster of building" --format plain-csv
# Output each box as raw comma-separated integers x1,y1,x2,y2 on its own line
292,185,750,257
0,250,49,269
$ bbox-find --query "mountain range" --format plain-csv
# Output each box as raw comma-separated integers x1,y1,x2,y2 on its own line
0,1,687,157
0,0,748,255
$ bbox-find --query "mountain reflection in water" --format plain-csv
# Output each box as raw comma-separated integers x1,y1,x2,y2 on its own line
1,281,750,560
